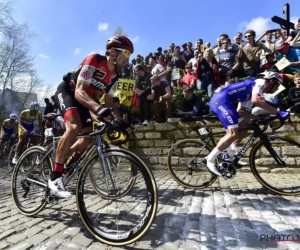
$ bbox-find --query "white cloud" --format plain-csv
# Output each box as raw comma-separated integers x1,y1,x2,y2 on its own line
75,48,80,55
38,54,49,59
98,22,109,31
238,17,271,35
98,50,105,55
131,36,139,43
88,51,96,55
45,36,51,43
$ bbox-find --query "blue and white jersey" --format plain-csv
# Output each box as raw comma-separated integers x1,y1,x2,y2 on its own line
214,78,266,103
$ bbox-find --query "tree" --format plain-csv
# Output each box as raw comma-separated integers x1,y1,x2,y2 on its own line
0,1,13,33
0,22,36,106
113,25,127,37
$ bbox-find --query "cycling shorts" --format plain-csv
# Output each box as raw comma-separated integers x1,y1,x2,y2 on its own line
54,81,92,129
18,123,34,137
209,92,242,130
1,128,14,139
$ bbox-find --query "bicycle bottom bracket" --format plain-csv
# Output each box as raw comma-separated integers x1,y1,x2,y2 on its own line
217,161,237,179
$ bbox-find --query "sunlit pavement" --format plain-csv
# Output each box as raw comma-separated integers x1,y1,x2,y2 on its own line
1,169,300,250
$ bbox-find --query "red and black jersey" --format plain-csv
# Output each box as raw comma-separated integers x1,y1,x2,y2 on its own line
70,54,118,95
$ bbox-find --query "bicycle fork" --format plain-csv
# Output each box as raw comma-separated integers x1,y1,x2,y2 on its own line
95,135,117,193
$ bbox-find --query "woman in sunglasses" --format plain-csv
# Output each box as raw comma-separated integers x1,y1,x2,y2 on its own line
49,35,134,199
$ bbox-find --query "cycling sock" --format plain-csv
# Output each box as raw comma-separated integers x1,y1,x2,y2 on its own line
207,148,221,162
230,144,239,155
226,146,234,161
50,163,64,181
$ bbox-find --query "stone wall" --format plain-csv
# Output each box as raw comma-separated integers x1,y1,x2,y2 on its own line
129,115,300,170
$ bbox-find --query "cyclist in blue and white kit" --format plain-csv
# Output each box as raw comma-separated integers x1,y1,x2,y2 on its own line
206,71,290,176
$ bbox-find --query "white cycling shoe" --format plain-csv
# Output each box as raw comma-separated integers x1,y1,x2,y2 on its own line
48,177,73,199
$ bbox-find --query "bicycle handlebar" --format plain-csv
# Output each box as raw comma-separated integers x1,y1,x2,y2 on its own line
257,115,293,132
89,118,135,146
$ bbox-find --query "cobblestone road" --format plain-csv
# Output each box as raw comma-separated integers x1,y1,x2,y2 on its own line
1,169,300,250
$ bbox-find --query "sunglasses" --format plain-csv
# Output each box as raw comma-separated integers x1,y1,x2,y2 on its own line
116,48,131,57
222,42,230,45
245,35,252,38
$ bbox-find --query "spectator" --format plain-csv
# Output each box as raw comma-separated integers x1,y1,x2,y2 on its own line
181,63,197,88
196,48,217,97
276,42,300,74
216,37,239,83
145,56,155,73
256,30,276,65
237,29,271,77
286,18,300,43
157,54,167,68
157,47,163,56
147,76,172,123
112,97,131,123
236,32,246,45
130,58,138,79
182,42,194,62
136,54,144,65
213,38,222,56
287,73,300,112
151,58,167,80
233,35,243,48
194,39,205,55
260,53,278,72
188,49,199,73
274,29,287,44
134,65,152,125
170,46,187,87
119,64,131,78
174,87,203,121
51,95,58,113
181,43,187,55
205,42,211,49
169,43,175,58
44,98,54,115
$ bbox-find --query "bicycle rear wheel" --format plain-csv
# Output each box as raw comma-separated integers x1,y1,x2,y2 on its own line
250,136,300,196
11,146,53,216
76,148,157,246
167,138,218,189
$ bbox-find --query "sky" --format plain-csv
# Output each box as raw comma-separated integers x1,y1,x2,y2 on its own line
8,0,300,93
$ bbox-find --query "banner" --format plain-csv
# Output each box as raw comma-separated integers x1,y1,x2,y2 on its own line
113,78,135,107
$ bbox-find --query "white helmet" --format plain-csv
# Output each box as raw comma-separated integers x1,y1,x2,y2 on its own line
9,114,18,120
258,71,283,84
30,101,40,111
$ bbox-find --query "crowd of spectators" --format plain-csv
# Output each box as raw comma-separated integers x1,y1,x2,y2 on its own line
119,19,300,125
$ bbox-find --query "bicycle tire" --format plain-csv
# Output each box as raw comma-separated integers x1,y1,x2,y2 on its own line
11,146,53,216
88,147,137,199
76,147,158,246
250,136,300,196
0,141,8,167
167,138,218,189
7,144,16,172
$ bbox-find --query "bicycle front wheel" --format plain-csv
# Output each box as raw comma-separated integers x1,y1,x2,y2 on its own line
76,147,158,246
250,136,300,196
167,138,218,189
11,146,53,216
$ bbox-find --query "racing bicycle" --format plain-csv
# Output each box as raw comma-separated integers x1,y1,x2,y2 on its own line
11,118,158,246
167,114,300,196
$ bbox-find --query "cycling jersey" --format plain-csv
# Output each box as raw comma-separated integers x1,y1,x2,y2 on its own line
1,119,18,137
18,110,42,136
210,78,266,129
55,53,118,128
20,110,42,125
70,54,118,95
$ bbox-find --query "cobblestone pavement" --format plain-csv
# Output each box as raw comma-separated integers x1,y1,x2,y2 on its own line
1,168,300,250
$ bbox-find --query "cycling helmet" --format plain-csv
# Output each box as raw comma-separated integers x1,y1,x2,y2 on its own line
30,101,40,111
9,114,18,120
258,71,283,84
106,35,134,54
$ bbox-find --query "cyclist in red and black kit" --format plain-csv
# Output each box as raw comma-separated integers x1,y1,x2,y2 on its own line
50,35,134,199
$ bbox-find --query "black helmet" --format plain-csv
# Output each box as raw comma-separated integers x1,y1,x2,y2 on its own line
106,35,134,54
